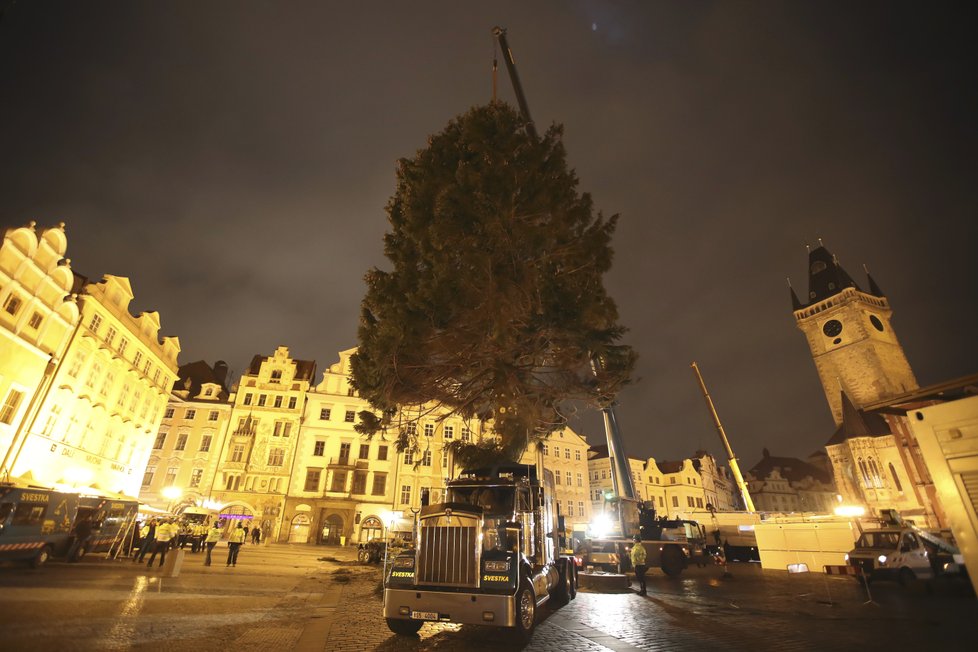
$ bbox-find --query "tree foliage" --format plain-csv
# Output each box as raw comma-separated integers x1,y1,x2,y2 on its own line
351,103,634,461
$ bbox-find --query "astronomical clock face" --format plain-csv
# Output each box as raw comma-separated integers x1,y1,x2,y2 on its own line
822,319,843,337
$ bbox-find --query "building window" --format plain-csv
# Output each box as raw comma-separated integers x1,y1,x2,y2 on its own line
231,444,245,462
153,432,167,449
288,397,297,409
320,408,331,420
89,313,102,333
575,450,581,461
339,442,351,463
555,472,562,485
304,469,321,492
28,312,43,329
257,394,267,407
185,409,196,420
347,387,355,396
543,444,549,455
565,471,572,485
404,449,414,465
85,362,101,389
313,441,325,456
3,294,22,315
41,405,62,435
268,448,284,466
200,435,212,452
359,443,370,459
67,353,84,378
133,351,142,368
400,485,411,505
578,501,584,516
164,467,178,486
576,472,583,487
244,393,253,406
142,466,156,486
153,369,161,384
670,477,676,485
461,427,471,442
270,370,282,384
424,423,434,437
601,470,607,480
687,496,695,508
565,449,571,460
0,389,25,424
352,471,367,494
208,410,219,421
104,325,116,345
344,410,355,423
672,496,679,508
444,425,454,439
164,407,174,419
378,445,388,461
175,434,188,451
372,473,387,496
118,338,128,355
330,470,347,492
189,468,203,487
889,463,903,492
442,448,450,469
274,395,283,408
422,450,432,466
554,446,560,458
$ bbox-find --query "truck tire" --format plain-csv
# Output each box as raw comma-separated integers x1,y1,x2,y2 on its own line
31,545,52,569
386,617,423,635
899,567,916,587
551,560,572,606
512,577,536,642
660,546,684,577
357,548,369,564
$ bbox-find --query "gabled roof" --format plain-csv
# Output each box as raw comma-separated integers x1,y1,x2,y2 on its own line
174,360,231,401
749,448,831,484
246,354,317,381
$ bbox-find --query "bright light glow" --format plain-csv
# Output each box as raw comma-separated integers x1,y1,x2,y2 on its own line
380,510,403,527
161,486,182,500
589,512,613,539
63,467,94,486
833,505,865,517
201,499,224,511
878,555,887,564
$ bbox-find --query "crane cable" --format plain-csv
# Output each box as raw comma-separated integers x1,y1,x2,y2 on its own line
492,34,498,102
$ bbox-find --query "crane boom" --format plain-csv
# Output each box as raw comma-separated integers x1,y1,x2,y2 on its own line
690,361,756,513
491,26,538,139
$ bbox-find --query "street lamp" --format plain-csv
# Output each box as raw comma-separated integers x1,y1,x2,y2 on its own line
161,486,182,514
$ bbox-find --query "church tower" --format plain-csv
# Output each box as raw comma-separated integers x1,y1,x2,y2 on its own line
791,243,918,425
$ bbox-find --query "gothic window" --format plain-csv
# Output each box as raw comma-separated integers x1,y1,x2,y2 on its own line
889,463,904,492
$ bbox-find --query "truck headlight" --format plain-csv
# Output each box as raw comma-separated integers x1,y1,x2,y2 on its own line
877,555,887,565
484,560,510,572
392,556,415,569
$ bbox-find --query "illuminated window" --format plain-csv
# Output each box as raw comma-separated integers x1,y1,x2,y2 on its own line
268,448,284,466
0,389,25,424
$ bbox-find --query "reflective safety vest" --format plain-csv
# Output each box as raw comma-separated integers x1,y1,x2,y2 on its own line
630,541,647,566
156,523,175,542
205,527,222,543
229,528,246,544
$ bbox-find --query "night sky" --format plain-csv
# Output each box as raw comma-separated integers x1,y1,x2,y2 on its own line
2,2,976,469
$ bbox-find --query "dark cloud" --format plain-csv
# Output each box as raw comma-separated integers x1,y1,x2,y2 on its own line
1,1,975,469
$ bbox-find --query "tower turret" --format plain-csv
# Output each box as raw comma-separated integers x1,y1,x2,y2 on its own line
792,243,918,425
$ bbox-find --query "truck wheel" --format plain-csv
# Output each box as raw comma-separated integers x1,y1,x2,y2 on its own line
357,548,368,563
386,617,423,635
31,546,52,569
899,568,916,587
551,561,571,606
512,577,536,642
660,546,684,577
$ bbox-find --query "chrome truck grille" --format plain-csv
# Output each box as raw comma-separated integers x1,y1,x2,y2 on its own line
416,513,480,587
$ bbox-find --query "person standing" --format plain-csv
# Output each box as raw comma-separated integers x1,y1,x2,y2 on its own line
135,519,157,563
251,526,261,545
204,522,222,566
242,524,250,545
630,535,647,596
67,515,94,562
226,523,246,567
146,519,175,568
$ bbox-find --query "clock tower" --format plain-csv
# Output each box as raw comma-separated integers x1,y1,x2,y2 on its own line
791,243,918,426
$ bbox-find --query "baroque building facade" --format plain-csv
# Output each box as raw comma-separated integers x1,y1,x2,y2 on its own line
1,222,180,497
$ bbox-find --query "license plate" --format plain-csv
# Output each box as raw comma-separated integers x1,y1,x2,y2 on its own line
411,611,440,621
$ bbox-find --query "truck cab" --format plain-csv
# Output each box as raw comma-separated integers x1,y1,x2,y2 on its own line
846,527,964,585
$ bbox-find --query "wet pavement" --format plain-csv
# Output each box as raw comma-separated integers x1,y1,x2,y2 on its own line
1,544,976,651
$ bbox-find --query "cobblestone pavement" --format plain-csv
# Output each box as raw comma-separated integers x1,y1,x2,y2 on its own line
1,546,976,652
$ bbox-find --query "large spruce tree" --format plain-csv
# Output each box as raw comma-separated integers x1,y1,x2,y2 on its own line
351,103,634,463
